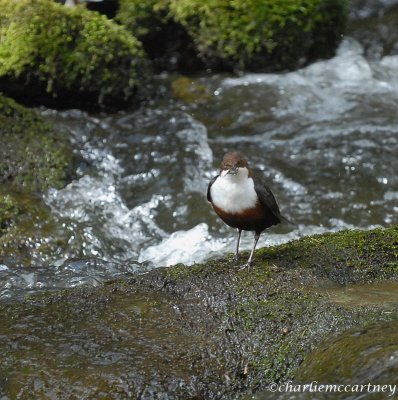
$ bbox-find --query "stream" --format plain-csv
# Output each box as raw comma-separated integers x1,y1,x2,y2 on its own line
0,37,397,300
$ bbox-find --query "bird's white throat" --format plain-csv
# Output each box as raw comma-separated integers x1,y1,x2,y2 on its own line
211,167,258,214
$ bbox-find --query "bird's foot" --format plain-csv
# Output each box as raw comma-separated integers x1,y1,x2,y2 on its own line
238,261,252,270
232,254,240,263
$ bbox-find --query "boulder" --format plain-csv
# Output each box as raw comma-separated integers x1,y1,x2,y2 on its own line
0,0,146,108
116,0,348,72
0,94,74,267
0,226,396,398
0,94,73,192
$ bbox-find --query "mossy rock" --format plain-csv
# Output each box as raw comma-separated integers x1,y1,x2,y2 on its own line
296,322,398,386
0,190,63,267
0,0,146,108
117,0,348,72
0,94,73,192
0,94,75,266
0,226,396,398
254,227,398,284
171,76,212,103
0,194,19,235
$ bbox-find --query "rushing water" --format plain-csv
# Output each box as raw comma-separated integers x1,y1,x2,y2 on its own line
1,38,397,299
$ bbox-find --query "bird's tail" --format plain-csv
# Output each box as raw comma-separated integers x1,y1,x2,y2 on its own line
280,214,296,226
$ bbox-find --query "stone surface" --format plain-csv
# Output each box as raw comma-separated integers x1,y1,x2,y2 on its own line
0,226,397,399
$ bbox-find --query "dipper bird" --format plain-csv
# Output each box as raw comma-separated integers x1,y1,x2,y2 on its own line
207,151,286,267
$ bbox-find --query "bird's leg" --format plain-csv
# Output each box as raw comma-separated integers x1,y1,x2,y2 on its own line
233,229,242,262
240,232,260,269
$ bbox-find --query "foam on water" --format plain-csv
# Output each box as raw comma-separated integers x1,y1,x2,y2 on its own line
139,223,227,266
45,143,168,261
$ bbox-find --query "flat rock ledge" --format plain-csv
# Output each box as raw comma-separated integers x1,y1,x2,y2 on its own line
0,226,397,399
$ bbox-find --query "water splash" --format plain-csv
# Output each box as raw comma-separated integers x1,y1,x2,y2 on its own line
0,258,147,300
43,111,215,268
139,223,227,266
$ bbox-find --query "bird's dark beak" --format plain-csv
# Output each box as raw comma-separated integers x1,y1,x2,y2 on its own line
228,165,239,175
221,165,239,177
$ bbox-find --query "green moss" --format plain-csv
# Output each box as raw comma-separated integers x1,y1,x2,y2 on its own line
171,76,212,103
0,0,146,106
117,0,347,71
0,93,73,192
0,194,19,234
164,258,230,281
165,263,194,280
254,226,398,283
117,0,167,38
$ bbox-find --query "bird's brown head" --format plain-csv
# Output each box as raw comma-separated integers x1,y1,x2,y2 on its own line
220,151,250,177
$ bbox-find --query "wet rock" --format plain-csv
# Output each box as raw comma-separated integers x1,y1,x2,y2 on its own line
254,227,398,284
0,0,147,108
116,0,347,72
0,226,397,398
0,94,73,192
0,191,68,269
296,322,398,386
249,284,398,399
0,94,73,267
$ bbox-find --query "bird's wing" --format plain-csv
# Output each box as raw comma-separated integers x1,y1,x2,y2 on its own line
254,181,282,221
207,175,219,202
